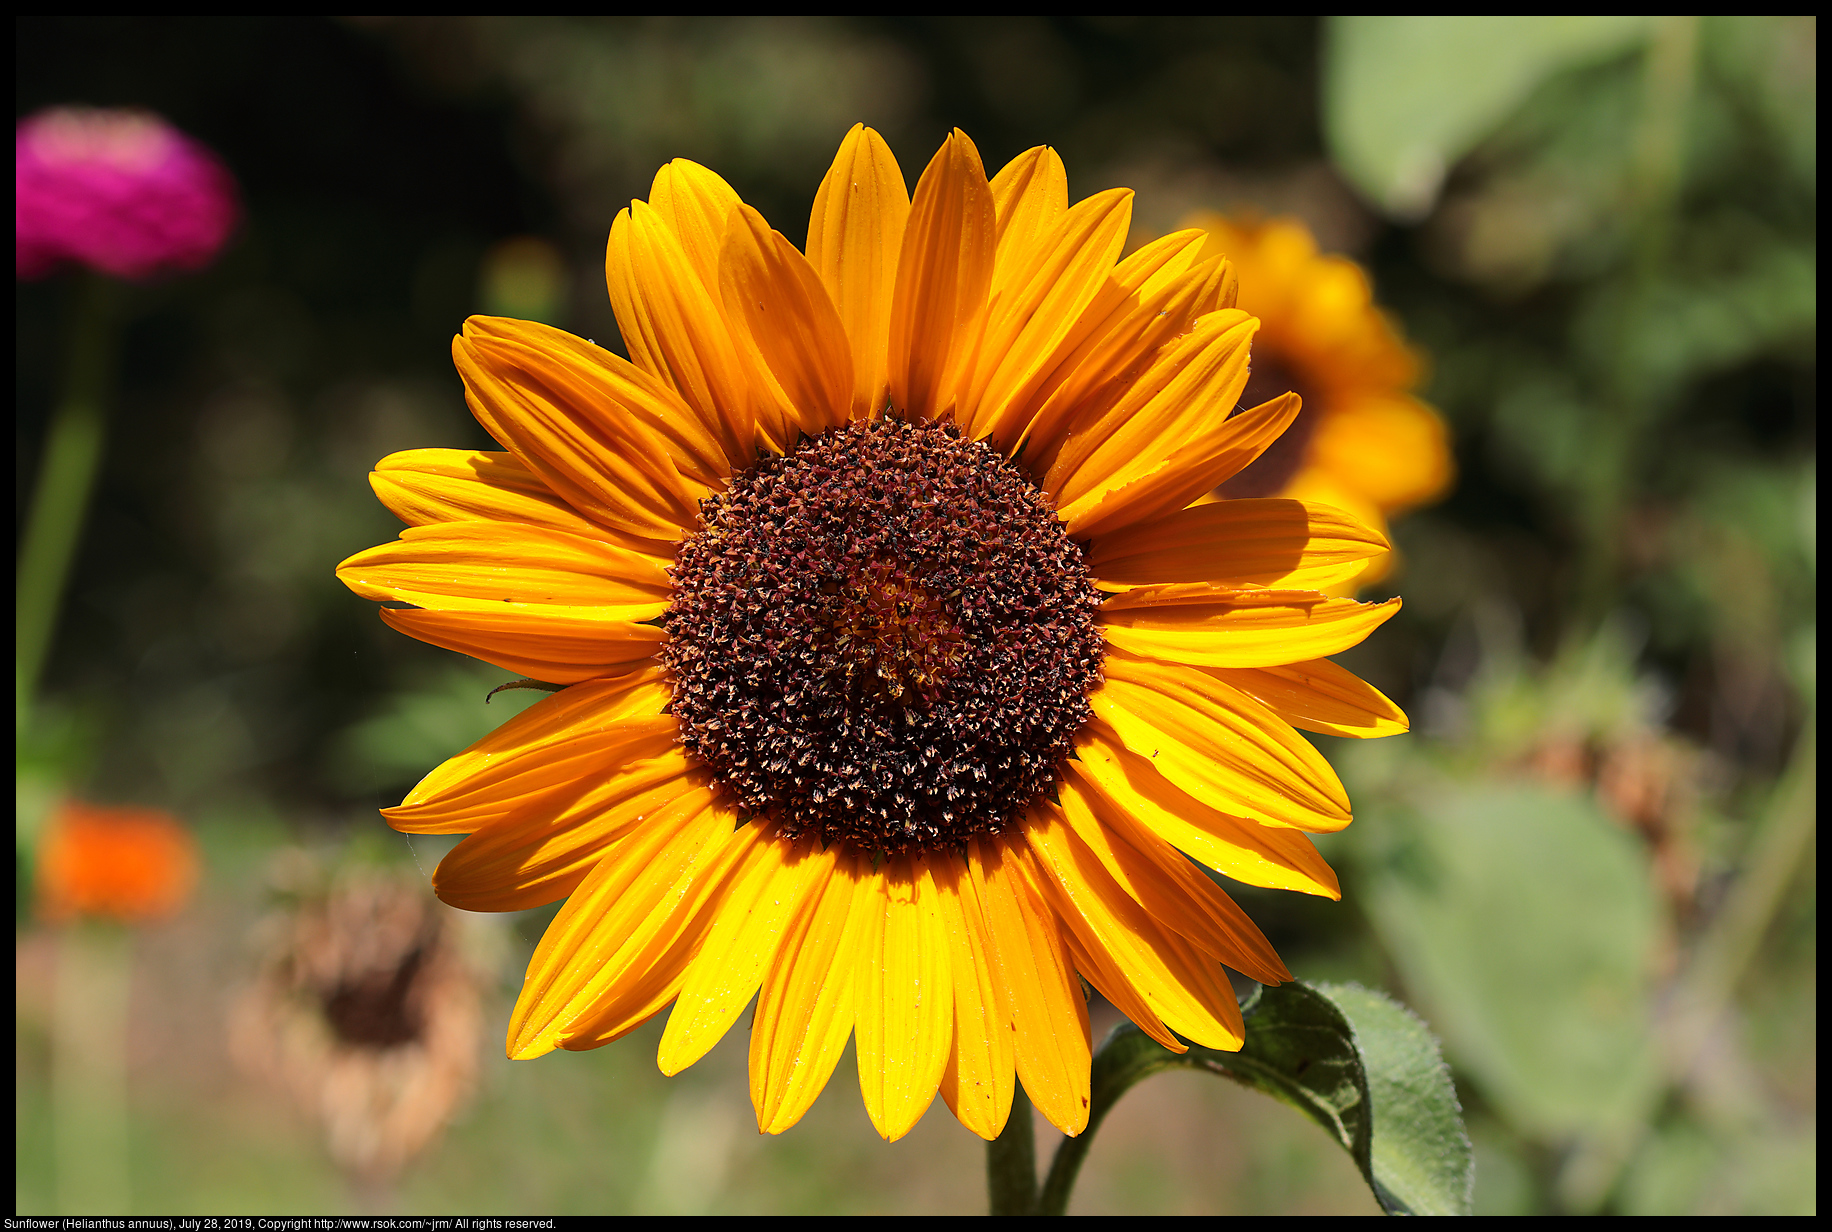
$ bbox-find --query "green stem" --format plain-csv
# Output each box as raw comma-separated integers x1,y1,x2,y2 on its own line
18,271,118,731
1037,1123,1091,1216
986,1081,1038,1215
54,921,134,1214
1038,1022,1170,1216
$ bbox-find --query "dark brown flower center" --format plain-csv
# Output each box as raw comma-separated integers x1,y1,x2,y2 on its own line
1218,353,1318,498
662,416,1105,854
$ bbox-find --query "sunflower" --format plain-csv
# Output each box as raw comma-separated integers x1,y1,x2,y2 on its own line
337,126,1407,1144
1186,213,1454,589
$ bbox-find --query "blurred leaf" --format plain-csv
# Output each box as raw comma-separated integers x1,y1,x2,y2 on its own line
1324,15,1652,218
328,664,545,793
1623,1118,1818,1215
1059,981,1472,1215
1358,781,1662,1139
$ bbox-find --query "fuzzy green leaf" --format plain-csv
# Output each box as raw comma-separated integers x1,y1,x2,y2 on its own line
1040,980,1472,1215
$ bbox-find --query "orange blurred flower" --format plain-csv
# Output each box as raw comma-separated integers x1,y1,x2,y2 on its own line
1187,214,1455,588
35,800,200,923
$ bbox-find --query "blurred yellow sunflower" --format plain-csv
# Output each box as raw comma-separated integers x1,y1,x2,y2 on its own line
337,126,1407,1144
1187,213,1454,589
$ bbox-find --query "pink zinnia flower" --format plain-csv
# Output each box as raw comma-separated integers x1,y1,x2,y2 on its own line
16,106,239,281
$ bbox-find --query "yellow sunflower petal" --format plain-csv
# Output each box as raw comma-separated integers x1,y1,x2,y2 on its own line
1058,914,1179,1052
1056,387,1304,543
432,744,696,912
1021,807,1244,1051
379,607,663,686
1054,774,1290,985
887,129,997,421
1093,654,1352,831
607,200,771,462
657,830,832,1076
751,844,874,1135
1099,584,1401,668
855,855,954,1142
462,316,730,488
932,850,1016,1141
1085,497,1390,591
549,806,765,1048
969,838,1091,1137
987,145,1068,297
369,448,655,547
1000,232,1223,458
806,124,910,421
960,187,1134,444
1047,309,1250,498
1076,390,1296,540
647,158,743,297
1067,729,1341,898
451,320,712,540
719,203,855,437
1209,658,1409,739
508,785,732,1058
383,668,670,832
336,521,670,615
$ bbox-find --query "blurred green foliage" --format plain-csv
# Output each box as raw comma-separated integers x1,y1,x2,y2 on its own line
16,15,1814,1216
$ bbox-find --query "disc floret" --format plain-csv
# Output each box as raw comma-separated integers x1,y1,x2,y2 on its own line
663,417,1104,853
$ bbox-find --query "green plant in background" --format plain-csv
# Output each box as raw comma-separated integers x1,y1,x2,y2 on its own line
1323,15,1814,1214
15,106,238,1218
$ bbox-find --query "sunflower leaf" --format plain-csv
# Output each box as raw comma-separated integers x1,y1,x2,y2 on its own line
1039,980,1471,1215
1311,981,1475,1216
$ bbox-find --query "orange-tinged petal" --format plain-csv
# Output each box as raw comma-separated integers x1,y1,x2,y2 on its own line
378,606,663,686
1209,658,1409,739
1085,497,1390,591
1060,391,1302,539
561,817,787,1051
452,321,710,538
508,786,733,1058
1093,654,1352,831
1000,232,1221,459
370,449,642,545
1053,774,1290,985
719,203,854,436
658,830,832,1075
855,855,953,1142
987,145,1068,299
647,158,743,297
1021,808,1244,1051
960,187,1134,444
432,744,697,912
751,844,874,1134
1048,310,1256,505
607,202,774,462
887,129,996,421
1068,728,1341,898
384,667,670,833
969,838,1091,1137
336,521,670,616
932,851,1015,1141
461,316,730,487
1059,915,1179,1052
1100,585,1401,668
806,124,910,420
